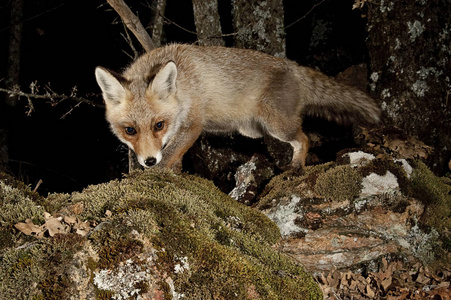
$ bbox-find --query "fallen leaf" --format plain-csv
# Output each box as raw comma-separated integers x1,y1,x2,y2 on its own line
68,202,84,215
381,276,393,292
427,286,451,300
73,219,92,236
44,216,69,236
15,219,44,238
15,212,91,238
64,215,77,225
416,270,431,285
366,285,375,298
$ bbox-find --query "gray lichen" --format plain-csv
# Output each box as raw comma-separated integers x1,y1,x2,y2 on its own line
407,20,424,42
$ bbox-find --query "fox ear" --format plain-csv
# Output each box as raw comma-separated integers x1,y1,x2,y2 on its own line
95,67,127,106
151,61,177,98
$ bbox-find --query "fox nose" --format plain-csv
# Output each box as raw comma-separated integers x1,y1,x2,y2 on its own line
144,157,157,167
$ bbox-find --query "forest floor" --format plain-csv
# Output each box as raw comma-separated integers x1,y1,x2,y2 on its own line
317,258,450,299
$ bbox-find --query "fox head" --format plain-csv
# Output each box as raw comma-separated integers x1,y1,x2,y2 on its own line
95,61,180,168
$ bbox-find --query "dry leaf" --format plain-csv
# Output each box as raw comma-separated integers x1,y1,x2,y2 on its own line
15,212,92,238
15,219,44,238
44,216,69,236
64,215,77,225
366,285,375,298
381,276,392,292
68,202,84,215
429,287,451,300
73,219,92,236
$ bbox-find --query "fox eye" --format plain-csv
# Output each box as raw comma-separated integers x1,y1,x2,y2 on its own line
154,121,164,131
125,127,137,135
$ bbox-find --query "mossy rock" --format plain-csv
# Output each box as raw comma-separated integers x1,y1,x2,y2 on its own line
0,172,45,251
410,161,451,234
0,169,322,299
314,165,362,202
257,163,333,210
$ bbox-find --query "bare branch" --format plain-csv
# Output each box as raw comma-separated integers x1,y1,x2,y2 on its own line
285,0,327,29
120,22,140,60
162,15,198,36
0,84,103,117
106,0,155,52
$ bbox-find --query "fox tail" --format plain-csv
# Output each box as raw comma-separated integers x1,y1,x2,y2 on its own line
300,67,380,125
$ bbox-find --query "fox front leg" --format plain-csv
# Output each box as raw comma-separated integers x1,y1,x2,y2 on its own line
157,122,204,172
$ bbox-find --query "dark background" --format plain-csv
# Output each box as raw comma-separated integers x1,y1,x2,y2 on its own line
0,0,367,194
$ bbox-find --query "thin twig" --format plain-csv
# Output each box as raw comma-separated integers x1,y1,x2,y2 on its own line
0,85,104,118
120,21,140,60
33,179,43,193
0,86,102,107
285,0,327,29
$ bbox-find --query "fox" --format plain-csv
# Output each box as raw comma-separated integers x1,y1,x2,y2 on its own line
95,44,380,171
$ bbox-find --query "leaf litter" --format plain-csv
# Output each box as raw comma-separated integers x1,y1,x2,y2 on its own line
317,258,450,299
14,212,92,238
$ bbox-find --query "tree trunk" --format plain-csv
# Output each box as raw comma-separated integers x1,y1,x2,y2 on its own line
5,0,24,107
366,1,451,174
150,0,166,47
231,0,285,57
1,0,24,171
192,0,225,46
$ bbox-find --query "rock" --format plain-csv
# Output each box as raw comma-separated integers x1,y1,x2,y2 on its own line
0,169,322,299
186,133,268,193
257,151,451,275
360,171,399,197
229,154,274,205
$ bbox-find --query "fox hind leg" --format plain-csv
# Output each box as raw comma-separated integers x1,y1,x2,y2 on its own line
264,117,309,170
288,129,309,170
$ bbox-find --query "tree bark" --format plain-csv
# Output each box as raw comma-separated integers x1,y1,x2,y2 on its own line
106,0,156,52
5,0,24,107
231,0,285,57
192,0,225,46
1,0,24,171
150,0,166,47
366,1,451,174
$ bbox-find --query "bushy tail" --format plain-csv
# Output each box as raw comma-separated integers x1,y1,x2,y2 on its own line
298,67,380,125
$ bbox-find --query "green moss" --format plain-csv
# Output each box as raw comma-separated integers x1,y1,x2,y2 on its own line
0,176,45,226
0,172,43,204
0,232,87,299
314,165,363,202
43,193,72,214
89,222,144,270
0,248,44,299
410,161,451,232
1,168,322,299
0,172,46,252
258,163,333,209
95,289,114,300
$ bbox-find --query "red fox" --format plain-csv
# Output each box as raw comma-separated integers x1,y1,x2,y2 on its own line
95,44,380,170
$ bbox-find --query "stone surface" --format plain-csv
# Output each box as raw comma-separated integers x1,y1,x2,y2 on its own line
257,150,450,276
229,154,274,205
